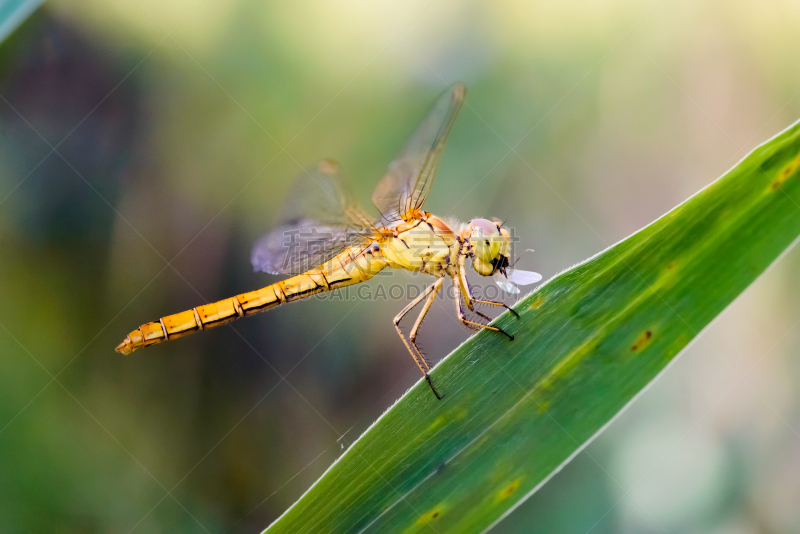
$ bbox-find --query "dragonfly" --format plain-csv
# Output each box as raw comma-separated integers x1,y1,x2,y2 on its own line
116,83,542,399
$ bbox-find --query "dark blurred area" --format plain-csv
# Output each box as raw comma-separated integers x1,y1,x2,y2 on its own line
1,1,800,532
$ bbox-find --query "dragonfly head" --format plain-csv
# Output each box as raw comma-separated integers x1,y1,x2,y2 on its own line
467,218,510,276
466,218,542,294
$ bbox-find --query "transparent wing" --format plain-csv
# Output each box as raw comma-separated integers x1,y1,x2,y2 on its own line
371,82,465,222
493,269,543,294
507,270,542,285
251,160,375,275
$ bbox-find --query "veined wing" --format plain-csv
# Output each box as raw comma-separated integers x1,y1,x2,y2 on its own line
372,82,465,223
251,160,376,275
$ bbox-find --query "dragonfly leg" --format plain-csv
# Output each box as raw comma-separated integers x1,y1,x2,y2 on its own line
454,251,494,325
453,276,514,341
409,277,445,369
470,297,519,319
393,278,444,399
461,321,482,333
469,307,494,324
457,254,520,319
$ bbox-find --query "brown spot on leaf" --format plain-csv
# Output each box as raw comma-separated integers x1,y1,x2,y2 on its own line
771,154,800,190
631,330,653,352
416,505,445,525
529,296,545,310
495,479,521,502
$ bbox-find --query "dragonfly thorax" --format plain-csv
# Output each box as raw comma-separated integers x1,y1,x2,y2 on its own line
382,215,459,275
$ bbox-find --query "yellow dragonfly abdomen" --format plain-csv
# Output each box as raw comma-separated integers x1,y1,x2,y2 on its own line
115,244,388,354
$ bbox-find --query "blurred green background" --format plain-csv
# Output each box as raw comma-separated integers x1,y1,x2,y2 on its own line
1,0,800,532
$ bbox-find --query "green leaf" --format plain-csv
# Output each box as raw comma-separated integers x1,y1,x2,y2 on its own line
0,0,42,44
264,120,800,533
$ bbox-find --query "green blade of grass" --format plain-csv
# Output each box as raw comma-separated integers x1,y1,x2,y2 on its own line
265,120,800,534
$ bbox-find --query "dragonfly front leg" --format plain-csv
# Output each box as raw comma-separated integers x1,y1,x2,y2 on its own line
393,277,445,400
452,276,514,341
457,252,520,319
454,249,491,323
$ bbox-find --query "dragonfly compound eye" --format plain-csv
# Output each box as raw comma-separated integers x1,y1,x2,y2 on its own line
470,218,503,264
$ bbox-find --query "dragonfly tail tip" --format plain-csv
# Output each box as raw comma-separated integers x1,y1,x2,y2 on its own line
115,338,133,355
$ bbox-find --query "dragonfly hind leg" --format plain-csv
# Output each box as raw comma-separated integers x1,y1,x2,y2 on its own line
393,277,445,399
409,277,445,369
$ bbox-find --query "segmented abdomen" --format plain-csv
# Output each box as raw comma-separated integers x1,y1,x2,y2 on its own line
115,245,386,354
